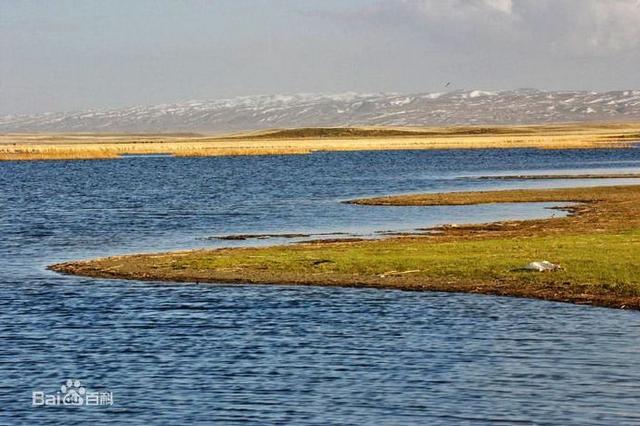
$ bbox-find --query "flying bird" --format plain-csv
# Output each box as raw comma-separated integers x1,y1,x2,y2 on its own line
445,82,451,88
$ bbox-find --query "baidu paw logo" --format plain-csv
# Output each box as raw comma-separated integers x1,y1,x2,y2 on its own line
61,379,85,405
33,378,112,407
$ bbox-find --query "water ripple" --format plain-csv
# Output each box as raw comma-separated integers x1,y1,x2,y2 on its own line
2,149,640,424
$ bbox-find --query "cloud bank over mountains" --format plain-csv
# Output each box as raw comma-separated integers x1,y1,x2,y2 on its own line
349,0,640,56
2,1,639,115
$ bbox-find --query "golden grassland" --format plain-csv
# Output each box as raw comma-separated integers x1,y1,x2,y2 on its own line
50,185,640,310
2,123,640,160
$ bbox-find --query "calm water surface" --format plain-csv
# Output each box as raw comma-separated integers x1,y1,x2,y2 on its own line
1,148,640,424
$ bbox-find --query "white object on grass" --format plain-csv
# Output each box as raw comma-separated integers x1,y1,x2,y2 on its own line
522,261,562,272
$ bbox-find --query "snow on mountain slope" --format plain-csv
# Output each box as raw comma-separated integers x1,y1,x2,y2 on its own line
2,89,640,133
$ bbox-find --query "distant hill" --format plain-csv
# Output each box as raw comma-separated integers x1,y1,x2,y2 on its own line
2,89,640,133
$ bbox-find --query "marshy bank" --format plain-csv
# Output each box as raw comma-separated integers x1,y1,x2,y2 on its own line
50,185,640,310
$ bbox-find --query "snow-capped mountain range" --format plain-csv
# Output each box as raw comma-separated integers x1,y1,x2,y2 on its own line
2,89,640,133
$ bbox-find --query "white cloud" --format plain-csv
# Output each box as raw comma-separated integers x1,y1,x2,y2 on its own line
362,0,640,56
572,0,640,52
482,0,513,14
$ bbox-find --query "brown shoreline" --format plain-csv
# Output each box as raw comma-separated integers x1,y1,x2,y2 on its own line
49,185,640,310
3,123,640,161
472,173,640,180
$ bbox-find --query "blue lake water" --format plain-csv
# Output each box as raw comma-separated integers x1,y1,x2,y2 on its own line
1,148,640,424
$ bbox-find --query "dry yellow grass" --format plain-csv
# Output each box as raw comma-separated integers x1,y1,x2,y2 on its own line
1,123,639,161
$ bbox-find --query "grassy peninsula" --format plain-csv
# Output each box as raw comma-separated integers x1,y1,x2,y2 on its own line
2,123,640,160
50,185,640,310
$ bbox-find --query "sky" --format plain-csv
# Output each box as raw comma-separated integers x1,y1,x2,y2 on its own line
2,0,640,115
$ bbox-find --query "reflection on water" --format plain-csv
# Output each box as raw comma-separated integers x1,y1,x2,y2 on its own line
1,148,640,424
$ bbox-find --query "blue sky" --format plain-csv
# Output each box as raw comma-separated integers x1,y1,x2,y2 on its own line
2,0,640,114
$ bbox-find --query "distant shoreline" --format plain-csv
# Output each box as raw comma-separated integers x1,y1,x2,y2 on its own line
2,123,639,161
50,184,640,310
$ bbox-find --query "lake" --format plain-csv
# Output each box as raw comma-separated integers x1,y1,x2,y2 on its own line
2,148,640,424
